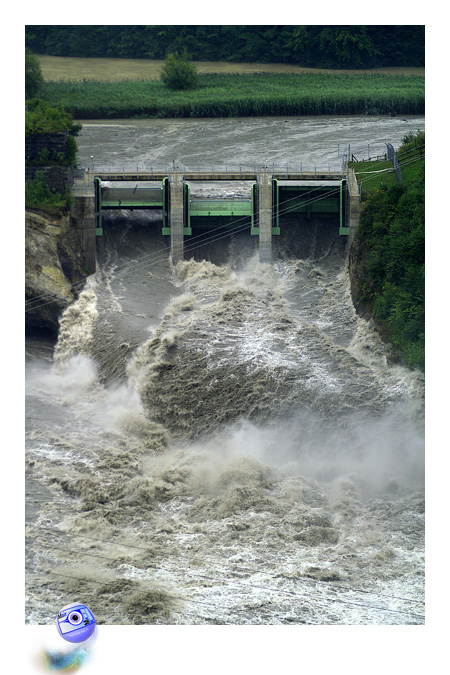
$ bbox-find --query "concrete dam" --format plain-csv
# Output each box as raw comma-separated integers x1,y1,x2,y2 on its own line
71,165,361,273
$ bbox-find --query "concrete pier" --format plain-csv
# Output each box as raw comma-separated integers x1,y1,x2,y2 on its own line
170,171,185,264
258,171,273,264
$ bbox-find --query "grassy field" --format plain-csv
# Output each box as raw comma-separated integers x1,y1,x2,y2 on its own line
350,158,399,197
349,132,425,199
37,55,425,82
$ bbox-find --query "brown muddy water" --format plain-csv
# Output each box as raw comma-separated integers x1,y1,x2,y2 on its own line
26,116,425,626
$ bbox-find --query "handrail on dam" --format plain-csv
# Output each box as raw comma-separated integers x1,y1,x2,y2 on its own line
86,164,345,182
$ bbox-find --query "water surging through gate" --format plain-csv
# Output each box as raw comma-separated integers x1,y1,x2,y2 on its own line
26,209,425,625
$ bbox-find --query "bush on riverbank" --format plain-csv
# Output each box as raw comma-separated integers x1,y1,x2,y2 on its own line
41,72,424,119
350,132,425,370
26,98,82,136
25,170,72,214
160,51,199,90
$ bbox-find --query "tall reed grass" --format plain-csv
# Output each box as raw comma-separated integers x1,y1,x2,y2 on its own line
42,72,425,119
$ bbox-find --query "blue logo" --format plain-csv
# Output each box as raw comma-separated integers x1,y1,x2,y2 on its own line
56,603,96,643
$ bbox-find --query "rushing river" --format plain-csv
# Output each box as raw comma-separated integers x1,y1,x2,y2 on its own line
26,116,425,625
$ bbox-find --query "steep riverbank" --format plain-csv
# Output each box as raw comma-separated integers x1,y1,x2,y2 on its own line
25,208,88,333
348,132,425,371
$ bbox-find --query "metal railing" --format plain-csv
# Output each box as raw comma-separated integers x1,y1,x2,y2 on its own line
386,143,402,183
83,163,345,181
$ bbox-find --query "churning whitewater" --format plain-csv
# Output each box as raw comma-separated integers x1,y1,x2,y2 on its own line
26,117,425,625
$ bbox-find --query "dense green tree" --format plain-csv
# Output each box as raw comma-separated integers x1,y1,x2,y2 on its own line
367,25,424,66
318,26,379,68
25,48,44,99
160,50,199,90
25,99,81,137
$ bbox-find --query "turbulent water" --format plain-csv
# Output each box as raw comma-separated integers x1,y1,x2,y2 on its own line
26,116,425,626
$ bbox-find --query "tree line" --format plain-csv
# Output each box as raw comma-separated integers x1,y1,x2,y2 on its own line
25,25,424,69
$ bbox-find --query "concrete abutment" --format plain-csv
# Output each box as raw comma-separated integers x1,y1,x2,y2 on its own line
346,167,360,247
71,175,96,274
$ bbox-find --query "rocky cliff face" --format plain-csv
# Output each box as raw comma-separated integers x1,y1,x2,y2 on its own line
348,235,372,320
348,232,392,352
25,209,88,334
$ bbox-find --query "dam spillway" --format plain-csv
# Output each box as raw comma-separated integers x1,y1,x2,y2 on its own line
71,166,360,271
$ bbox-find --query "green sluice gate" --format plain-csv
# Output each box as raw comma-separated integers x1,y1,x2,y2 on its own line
188,198,253,231
94,175,348,238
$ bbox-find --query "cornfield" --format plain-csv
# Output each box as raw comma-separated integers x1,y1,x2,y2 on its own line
42,72,425,119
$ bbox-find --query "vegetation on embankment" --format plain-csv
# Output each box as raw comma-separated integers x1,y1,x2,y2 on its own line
349,131,425,199
25,99,81,214
349,132,425,371
40,71,424,119
25,97,81,137
25,171,72,215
